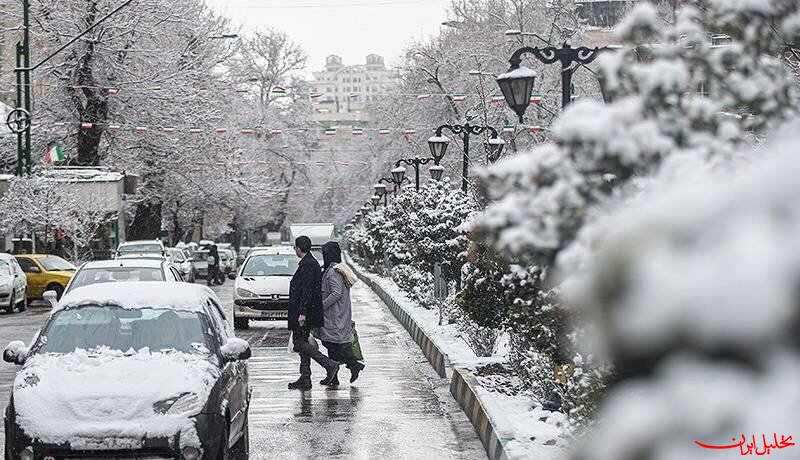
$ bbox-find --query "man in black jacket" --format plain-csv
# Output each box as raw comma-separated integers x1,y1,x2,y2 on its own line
287,236,340,390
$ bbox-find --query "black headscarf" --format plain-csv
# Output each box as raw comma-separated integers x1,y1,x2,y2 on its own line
321,241,342,271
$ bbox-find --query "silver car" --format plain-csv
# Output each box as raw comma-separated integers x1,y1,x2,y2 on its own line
0,254,26,313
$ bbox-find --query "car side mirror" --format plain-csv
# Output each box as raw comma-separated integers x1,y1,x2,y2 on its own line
42,290,58,308
227,272,236,280
220,338,251,362
3,341,28,365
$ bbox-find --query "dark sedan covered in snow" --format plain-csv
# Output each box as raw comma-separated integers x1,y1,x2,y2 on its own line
2,282,251,460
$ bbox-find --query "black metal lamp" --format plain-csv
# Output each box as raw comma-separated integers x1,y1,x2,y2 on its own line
427,135,450,164
391,166,406,185
496,65,537,122
429,165,445,181
486,136,507,162
374,183,388,196
370,195,381,207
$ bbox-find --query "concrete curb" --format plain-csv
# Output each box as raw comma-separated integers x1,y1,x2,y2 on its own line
347,257,513,460
348,260,448,378
450,367,511,460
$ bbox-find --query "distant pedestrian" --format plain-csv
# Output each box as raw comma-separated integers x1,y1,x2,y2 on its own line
287,236,340,391
206,244,221,286
317,241,365,385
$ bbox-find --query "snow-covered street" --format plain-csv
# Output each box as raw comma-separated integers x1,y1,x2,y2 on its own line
0,281,484,458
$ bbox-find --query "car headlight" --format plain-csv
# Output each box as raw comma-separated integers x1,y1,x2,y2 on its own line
153,392,203,416
236,288,256,298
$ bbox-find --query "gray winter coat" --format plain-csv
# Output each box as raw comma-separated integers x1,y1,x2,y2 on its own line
315,264,354,344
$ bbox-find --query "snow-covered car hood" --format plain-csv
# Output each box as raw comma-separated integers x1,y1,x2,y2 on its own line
13,348,221,446
236,275,290,296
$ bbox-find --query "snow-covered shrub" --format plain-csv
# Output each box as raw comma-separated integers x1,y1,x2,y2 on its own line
472,0,800,430
445,298,500,357
569,119,800,460
390,264,437,310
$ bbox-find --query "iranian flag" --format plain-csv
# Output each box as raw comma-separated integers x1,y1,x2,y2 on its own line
44,144,65,164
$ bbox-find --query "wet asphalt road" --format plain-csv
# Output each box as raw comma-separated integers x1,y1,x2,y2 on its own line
0,281,484,459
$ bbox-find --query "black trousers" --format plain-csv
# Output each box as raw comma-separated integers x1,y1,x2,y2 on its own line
292,327,338,378
321,341,361,370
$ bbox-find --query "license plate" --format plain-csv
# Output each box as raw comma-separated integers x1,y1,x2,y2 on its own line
261,310,288,319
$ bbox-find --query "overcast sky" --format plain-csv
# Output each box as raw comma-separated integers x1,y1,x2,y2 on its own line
205,0,452,74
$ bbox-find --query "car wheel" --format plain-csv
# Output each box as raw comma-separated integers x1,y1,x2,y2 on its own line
16,292,26,312
47,284,64,301
5,289,15,313
234,317,249,330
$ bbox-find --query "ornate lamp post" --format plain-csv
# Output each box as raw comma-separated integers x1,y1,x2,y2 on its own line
428,124,505,192
429,164,445,181
370,195,381,210
497,43,604,121
394,157,442,191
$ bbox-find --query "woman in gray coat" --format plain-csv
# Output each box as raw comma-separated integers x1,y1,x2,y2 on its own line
317,241,365,386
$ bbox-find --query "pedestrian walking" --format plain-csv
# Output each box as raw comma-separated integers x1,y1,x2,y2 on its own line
206,244,221,286
287,236,340,391
317,241,365,386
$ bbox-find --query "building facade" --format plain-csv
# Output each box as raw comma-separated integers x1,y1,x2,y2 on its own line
311,54,400,124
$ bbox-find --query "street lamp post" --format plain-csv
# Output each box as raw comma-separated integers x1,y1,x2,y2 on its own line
497,43,604,122
393,157,440,191
428,124,505,192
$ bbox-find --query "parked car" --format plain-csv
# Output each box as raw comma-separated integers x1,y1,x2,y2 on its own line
166,248,196,283
64,258,185,296
2,282,251,459
0,253,26,313
15,255,75,301
231,246,297,329
192,250,209,279
115,240,166,258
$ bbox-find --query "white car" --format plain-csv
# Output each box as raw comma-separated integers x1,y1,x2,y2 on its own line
232,246,297,329
166,248,196,283
115,240,165,258
64,258,185,296
0,253,27,313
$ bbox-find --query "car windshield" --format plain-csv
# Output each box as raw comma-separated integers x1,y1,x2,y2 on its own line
40,256,76,271
119,243,162,254
242,254,298,277
69,267,165,291
37,305,210,355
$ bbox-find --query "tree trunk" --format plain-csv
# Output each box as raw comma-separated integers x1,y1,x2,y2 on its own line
128,200,163,240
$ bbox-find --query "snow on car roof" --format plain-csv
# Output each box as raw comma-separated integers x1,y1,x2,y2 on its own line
249,246,295,256
58,282,216,313
80,259,165,269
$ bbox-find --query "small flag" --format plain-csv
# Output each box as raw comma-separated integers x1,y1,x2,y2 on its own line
378,129,390,135
108,124,121,130
44,144,66,164
451,94,466,102
403,129,416,135
530,94,543,104
80,122,94,129
503,125,514,133
215,128,227,134
324,128,336,136
240,129,255,135
310,93,323,99
270,129,283,135
529,126,543,134
106,88,119,95
135,126,148,133
189,128,203,134
271,86,287,95
161,127,176,133
317,108,330,113
417,94,431,100
54,122,66,127
352,128,364,135
490,96,505,107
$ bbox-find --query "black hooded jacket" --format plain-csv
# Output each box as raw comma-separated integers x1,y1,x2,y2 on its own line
288,252,323,330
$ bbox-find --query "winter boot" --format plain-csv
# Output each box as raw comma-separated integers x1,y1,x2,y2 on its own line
320,362,340,386
350,362,365,383
288,377,312,391
320,376,340,386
